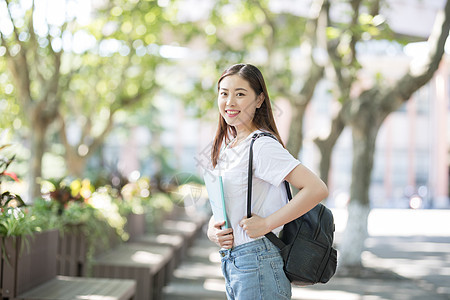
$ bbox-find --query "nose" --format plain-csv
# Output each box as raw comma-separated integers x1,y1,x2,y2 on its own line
225,95,236,106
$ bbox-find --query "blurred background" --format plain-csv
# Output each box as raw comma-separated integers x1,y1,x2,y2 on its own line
0,0,449,299
1,0,448,209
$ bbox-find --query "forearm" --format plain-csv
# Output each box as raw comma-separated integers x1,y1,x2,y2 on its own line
265,185,328,232
240,162,328,239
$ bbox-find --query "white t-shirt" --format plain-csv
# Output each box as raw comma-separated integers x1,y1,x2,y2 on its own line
204,130,301,247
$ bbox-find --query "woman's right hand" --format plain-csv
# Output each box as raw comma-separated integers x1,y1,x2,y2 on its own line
207,219,234,249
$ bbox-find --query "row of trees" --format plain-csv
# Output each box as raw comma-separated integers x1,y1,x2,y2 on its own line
1,0,449,272
0,0,172,199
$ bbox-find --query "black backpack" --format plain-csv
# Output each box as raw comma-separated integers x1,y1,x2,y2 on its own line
247,132,337,286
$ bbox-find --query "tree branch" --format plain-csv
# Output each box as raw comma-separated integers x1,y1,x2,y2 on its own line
382,0,450,113
42,21,67,115
349,0,362,66
27,0,45,86
252,0,276,54
58,113,77,158
3,0,33,108
325,0,362,99
292,0,325,106
368,0,380,16
85,111,115,158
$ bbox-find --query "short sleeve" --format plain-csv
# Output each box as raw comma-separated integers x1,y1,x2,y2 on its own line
253,136,301,187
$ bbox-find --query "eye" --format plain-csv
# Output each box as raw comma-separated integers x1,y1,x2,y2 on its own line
236,92,245,97
220,91,227,96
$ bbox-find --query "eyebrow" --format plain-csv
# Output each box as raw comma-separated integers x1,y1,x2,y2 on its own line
219,87,248,91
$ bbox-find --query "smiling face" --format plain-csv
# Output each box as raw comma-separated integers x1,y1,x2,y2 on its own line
218,74,264,135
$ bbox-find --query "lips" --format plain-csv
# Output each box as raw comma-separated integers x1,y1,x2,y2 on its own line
225,110,240,118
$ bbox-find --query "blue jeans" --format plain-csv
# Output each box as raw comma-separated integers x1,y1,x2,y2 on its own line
219,237,292,300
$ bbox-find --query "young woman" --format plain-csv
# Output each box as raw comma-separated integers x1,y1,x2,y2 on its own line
205,63,328,299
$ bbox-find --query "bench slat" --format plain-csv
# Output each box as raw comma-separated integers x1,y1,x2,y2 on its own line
92,243,173,300
93,243,173,270
17,276,136,300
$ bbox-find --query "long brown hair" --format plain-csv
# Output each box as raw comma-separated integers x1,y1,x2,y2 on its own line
211,63,284,167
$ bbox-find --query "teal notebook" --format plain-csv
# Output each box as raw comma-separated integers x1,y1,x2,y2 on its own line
219,176,229,229
203,173,229,229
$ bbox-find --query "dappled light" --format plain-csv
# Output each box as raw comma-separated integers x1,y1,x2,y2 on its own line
155,233,183,244
291,288,360,300
131,250,164,264
163,219,197,233
203,278,227,293
77,296,116,300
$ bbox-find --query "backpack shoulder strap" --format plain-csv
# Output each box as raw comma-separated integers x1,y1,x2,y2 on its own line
247,132,292,249
247,132,276,218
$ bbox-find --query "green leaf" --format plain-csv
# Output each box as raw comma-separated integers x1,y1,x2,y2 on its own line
326,27,341,39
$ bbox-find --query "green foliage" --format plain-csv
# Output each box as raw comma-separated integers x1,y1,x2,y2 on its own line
145,191,174,225
0,61,20,132
1,0,183,183
0,143,31,237
0,207,34,237
0,144,17,181
39,169,172,244
170,0,308,117
1,191,25,209
119,178,152,215
30,198,60,230
1,0,430,209
0,143,31,236
327,27,342,40
0,195,54,238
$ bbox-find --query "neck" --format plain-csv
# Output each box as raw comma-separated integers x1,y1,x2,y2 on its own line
234,125,258,142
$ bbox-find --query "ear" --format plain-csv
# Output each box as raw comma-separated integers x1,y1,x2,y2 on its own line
256,93,265,108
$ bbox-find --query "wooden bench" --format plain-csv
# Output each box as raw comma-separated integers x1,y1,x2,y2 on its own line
16,276,136,300
1,230,136,300
86,209,209,299
91,242,174,300
156,219,199,248
133,233,185,284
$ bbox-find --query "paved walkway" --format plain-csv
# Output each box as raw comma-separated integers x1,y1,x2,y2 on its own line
162,209,450,300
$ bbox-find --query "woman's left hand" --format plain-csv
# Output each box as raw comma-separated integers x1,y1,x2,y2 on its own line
239,214,270,238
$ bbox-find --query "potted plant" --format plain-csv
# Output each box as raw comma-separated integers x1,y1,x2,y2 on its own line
119,178,152,241
0,144,59,298
0,143,32,243
38,178,113,276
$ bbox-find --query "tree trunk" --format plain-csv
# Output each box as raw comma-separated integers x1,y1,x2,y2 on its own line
66,156,88,178
284,0,325,156
338,119,379,270
314,109,346,184
27,122,47,202
313,0,361,185
338,0,450,270
60,113,115,178
338,199,370,270
286,63,324,156
286,102,307,157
